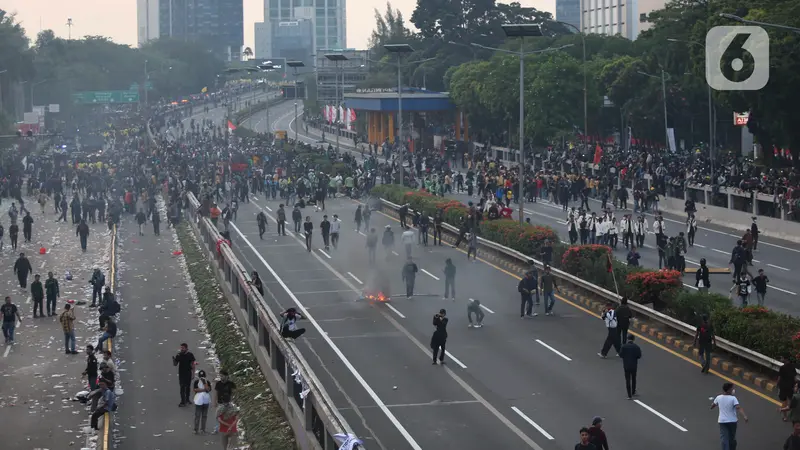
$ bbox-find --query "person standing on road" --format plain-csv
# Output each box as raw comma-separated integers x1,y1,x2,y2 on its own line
59,303,78,355
299,215,312,251
619,334,641,400
431,309,448,365
14,252,32,289
729,272,751,307
433,208,444,246
693,314,716,373
45,271,59,315
90,268,105,307
575,427,597,450
418,212,430,246
354,205,363,232
696,258,711,293
615,296,632,342
598,301,620,358
174,343,197,407
778,356,797,422
518,271,538,318
77,219,90,251
22,211,33,243
276,204,287,236
330,214,341,249
193,370,212,434
363,205,372,232
443,258,456,300
256,211,268,239
402,257,418,298
31,274,44,317
588,417,609,450
136,210,147,235
213,369,237,434
366,228,378,263
218,403,240,449
711,382,748,450
382,225,395,259
540,265,560,316
752,268,770,307
9,222,18,250
152,208,161,236
401,227,415,259
293,206,303,233
2,296,21,345
320,215,331,250
84,345,99,390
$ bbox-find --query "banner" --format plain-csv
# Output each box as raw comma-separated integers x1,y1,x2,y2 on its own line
227,120,237,131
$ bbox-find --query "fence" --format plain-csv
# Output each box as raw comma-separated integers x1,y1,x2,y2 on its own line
185,193,359,449
98,223,118,450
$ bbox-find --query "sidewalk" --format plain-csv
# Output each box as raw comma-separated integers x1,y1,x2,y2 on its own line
113,201,220,449
1,199,113,450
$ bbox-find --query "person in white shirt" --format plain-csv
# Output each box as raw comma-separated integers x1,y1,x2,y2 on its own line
330,214,342,249
401,229,415,259
634,215,649,248
608,218,618,249
711,382,748,450
687,214,698,247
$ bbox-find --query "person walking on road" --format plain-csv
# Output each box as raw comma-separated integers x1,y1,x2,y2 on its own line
135,210,147,235
366,228,378,263
213,368,237,434
540,265,560,316
9,222,18,250
711,382,748,450
619,334,641,399
431,309,448,365
433,208,444,246
780,357,799,421
77,219,90,251
152,208,161,236
518,271,538,318
90,268,105,307
320,215,331,250
2,296,21,345
45,271,59,316
402,257,418,298
14,252,32,289
98,288,120,330
276,204,287,236
401,227,415,259
174,343,197,407
31,274,44,317
256,211,268,239
693,314,716,373
382,225,395,260
193,369,212,434
615,296,632,342
443,258,456,300
752,268,770,306
354,205,363,232
292,205,302,233
598,301,621,358
303,216,313,252
59,303,78,354
588,417,609,450
22,211,33,243
330,214,341,249
575,427,597,450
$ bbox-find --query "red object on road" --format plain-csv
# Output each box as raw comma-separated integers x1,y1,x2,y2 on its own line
39,247,46,255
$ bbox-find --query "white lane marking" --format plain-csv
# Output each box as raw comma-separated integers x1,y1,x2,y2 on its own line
230,222,424,450
294,290,354,294
264,205,273,212
771,285,798,296
768,263,790,271
391,251,399,256
685,259,700,266
421,269,440,280
535,339,572,361
511,407,555,440
3,344,11,357
386,304,406,319
347,272,364,284
471,298,495,314
683,283,699,291
693,244,706,248
358,231,367,237
712,248,728,255
634,399,688,432
444,351,468,369
318,249,332,259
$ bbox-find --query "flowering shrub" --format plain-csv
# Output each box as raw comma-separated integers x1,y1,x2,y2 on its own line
561,245,611,274
625,270,683,306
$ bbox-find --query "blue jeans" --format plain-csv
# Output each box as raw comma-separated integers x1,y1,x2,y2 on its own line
64,330,76,353
97,332,112,352
2,321,15,343
543,291,556,313
719,422,737,450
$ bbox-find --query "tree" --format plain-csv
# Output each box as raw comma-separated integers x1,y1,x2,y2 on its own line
0,10,34,124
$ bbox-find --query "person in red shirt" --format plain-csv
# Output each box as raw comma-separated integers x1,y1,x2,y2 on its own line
218,403,239,449
588,416,609,450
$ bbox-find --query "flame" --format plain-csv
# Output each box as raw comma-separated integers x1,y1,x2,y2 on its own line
364,292,389,302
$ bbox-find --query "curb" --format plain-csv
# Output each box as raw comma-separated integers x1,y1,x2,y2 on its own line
376,203,780,399
101,223,119,450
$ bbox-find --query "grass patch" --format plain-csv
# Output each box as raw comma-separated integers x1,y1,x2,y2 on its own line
176,223,296,450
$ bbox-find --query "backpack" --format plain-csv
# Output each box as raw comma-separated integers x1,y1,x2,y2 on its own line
604,309,618,328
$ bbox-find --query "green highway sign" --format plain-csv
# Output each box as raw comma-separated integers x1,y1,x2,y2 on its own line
72,90,140,104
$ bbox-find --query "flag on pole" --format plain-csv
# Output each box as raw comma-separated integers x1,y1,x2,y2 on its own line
227,120,237,131
339,106,345,124
593,144,603,165
349,109,356,130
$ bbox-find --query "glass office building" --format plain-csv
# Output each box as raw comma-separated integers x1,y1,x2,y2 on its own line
261,0,346,52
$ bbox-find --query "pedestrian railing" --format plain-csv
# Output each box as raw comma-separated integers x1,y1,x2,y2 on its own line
184,193,360,450
377,197,790,376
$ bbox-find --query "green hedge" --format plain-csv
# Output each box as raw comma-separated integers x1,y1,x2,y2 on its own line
176,224,296,450
370,184,800,362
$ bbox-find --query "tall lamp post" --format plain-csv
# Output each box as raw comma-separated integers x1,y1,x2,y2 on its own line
324,54,348,152
637,70,671,152
556,21,588,152
255,64,274,132
287,60,305,151
720,13,800,33
667,38,715,183
471,23,573,223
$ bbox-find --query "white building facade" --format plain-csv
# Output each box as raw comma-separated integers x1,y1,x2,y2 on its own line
255,0,346,59
579,0,666,40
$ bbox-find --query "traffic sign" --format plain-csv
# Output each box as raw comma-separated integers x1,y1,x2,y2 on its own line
72,90,140,104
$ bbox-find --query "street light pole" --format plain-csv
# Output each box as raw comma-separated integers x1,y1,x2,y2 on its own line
324,54,348,152
720,13,800,33
661,69,669,151
287,61,306,151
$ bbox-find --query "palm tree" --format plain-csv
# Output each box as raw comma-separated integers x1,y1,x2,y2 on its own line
242,47,253,61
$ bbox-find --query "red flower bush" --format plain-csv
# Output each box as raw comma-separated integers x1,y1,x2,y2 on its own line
625,270,682,303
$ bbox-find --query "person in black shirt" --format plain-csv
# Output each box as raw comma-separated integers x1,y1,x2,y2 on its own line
575,427,597,450
693,315,715,373
250,271,264,296
431,309,448,365
173,343,197,406
13,252,32,289
2,296,21,345
320,215,331,250
779,355,798,421
730,273,751,307
615,296,632,343
215,369,236,405
619,335,642,399
752,268,770,307
785,422,800,450
83,345,99,390
303,216,313,252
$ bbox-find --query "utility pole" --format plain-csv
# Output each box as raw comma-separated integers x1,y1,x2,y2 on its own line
66,18,73,40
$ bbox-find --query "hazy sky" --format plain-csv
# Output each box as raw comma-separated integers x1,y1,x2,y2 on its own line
3,0,554,50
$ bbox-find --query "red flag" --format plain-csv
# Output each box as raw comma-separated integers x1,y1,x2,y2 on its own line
593,144,603,165
773,145,779,157
227,120,237,131
607,252,613,273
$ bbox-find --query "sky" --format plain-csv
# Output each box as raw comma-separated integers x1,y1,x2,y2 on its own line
3,0,554,50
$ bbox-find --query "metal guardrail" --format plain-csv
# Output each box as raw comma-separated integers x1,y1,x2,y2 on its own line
377,197,788,375
98,223,118,450
184,192,358,450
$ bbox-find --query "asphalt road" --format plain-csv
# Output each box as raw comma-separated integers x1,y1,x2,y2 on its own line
0,196,113,450
266,101,800,317
184,101,794,450
113,199,221,449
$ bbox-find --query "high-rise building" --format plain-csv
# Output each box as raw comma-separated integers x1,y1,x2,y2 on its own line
556,0,581,31
315,49,368,107
136,0,244,61
271,19,315,67
254,0,346,59
579,0,666,40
